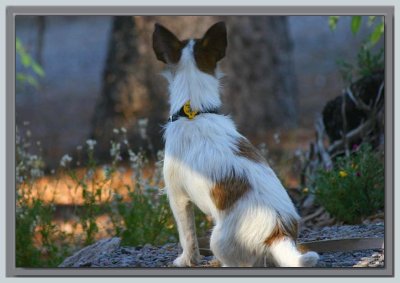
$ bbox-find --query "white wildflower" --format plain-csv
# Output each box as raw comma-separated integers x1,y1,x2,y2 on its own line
273,132,281,144
30,168,43,179
60,154,72,167
110,142,121,160
138,118,148,139
113,128,119,134
103,165,111,179
28,154,38,164
156,150,164,160
120,127,127,133
86,168,95,180
294,148,303,157
128,149,138,163
86,139,97,150
258,143,268,159
76,145,83,151
138,118,148,128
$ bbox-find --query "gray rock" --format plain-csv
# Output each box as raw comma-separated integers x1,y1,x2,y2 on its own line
59,237,121,267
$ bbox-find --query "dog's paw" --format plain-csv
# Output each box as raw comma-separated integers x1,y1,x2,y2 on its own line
173,254,201,267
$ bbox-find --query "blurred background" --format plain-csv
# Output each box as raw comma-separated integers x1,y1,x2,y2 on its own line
15,15,385,267
16,15,376,168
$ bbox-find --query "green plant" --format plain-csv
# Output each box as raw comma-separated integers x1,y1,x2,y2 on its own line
329,16,384,46
329,16,384,84
16,126,71,267
16,37,45,90
314,144,384,224
66,139,105,246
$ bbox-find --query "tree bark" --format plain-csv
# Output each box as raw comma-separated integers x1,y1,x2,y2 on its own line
91,16,168,159
222,16,298,137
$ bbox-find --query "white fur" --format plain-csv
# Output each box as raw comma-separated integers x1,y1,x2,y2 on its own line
162,40,223,115
162,40,319,267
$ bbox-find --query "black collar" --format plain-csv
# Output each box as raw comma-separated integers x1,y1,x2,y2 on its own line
168,105,220,123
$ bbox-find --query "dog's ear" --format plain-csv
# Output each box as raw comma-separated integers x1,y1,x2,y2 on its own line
153,23,184,64
194,22,227,74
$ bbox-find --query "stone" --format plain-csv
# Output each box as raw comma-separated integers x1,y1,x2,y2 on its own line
59,237,121,267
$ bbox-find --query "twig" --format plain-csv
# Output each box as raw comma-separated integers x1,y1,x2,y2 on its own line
341,91,350,157
315,117,332,169
300,207,325,224
346,87,371,113
374,82,384,109
328,119,373,154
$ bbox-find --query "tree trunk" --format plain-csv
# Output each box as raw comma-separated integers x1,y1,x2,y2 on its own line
222,16,298,137
91,16,168,160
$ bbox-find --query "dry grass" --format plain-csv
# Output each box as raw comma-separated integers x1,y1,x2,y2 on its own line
19,165,157,205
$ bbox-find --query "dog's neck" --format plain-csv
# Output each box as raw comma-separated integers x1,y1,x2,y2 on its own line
162,40,222,115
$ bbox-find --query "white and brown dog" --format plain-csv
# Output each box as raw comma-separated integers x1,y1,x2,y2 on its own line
153,21,319,267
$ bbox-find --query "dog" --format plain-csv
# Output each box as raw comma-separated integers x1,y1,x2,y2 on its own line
152,21,319,267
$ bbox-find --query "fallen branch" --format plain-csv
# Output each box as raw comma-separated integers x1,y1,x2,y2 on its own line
300,207,325,224
315,117,333,169
328,119,373,154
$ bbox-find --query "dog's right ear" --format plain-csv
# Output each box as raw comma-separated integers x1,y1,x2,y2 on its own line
153,23,184,64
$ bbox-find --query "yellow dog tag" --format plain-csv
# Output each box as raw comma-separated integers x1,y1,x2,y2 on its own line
183,100,198,120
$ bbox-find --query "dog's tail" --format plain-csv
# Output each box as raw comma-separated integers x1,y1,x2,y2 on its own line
267,238,319,267
299,251,320,267
264,216,319,267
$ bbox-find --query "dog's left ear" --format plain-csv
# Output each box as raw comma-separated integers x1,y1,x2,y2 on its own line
153,23,184,64
194,22,227,74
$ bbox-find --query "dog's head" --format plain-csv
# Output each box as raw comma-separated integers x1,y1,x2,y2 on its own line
152,22,227,76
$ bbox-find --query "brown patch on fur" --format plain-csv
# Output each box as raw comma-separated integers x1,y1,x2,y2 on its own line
153,23,185,64
264,216,299,247
211,174,250,210
235,137,267,164
193,22,227,75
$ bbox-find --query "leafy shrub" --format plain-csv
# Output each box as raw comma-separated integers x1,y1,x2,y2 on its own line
314,144,384,224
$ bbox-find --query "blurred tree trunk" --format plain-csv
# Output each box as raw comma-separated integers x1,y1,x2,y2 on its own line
90,16,166,160
222,16,298,137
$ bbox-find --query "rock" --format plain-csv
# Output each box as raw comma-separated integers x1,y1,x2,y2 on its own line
59,237,121,267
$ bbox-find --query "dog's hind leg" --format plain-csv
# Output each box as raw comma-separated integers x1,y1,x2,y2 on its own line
210,223,258,267
167,190,201,267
